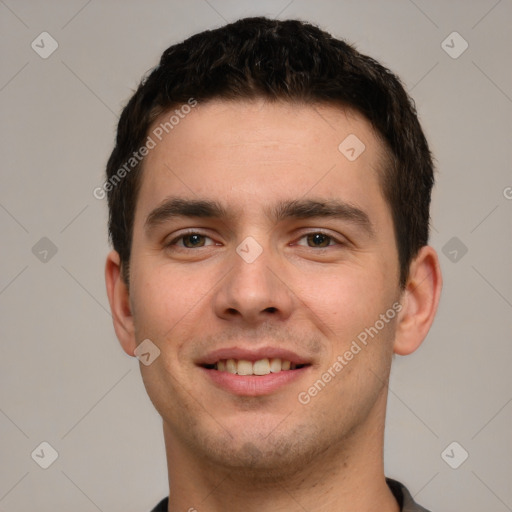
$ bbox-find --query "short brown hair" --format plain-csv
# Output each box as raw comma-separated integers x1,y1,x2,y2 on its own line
106,17,434,287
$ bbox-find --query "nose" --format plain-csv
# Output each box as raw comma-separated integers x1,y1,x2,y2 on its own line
212,240,294,325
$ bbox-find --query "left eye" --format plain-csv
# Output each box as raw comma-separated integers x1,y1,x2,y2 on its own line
297,233,338,248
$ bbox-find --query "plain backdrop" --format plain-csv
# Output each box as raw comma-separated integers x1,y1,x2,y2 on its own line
1,1,511,511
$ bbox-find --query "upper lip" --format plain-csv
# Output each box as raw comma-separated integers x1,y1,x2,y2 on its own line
197,346,311,366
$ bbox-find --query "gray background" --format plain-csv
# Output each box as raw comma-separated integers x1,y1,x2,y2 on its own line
1,0,511,510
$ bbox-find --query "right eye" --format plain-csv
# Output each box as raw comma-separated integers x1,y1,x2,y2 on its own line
167,232,217,249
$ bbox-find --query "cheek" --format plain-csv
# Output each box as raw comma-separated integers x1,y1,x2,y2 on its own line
130,262,206,342
294,262,391,335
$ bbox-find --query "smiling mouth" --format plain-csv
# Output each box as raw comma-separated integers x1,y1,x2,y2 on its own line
201,358,309,376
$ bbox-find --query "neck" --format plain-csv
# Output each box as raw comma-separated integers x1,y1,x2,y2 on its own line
162,392,399,512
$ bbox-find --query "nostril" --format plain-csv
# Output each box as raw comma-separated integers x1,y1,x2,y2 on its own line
264,307,277,313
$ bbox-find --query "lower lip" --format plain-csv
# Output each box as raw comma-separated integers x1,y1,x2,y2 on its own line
199,366,311,396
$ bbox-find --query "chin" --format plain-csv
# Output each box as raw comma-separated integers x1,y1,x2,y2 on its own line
196,422,329,479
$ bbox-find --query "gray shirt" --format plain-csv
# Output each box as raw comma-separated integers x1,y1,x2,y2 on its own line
387,478,432,511
150,478,432,511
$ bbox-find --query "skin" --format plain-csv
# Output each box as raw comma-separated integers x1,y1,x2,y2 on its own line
105,99,442,512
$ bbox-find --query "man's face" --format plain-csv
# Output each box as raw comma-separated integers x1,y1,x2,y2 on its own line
127,99,402,473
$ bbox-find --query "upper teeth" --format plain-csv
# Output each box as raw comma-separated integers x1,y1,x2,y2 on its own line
216,358,294,375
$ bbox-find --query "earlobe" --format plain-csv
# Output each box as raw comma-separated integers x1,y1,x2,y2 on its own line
104,250,137,357
393,246,442,356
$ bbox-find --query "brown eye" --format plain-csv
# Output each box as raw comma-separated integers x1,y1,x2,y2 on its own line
306,233,332,248
181,234,207,248
168,232,215,249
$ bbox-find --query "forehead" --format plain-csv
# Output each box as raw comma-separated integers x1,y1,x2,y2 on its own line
135,99,388,225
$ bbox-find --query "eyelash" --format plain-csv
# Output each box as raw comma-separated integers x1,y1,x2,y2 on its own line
166,230,344,249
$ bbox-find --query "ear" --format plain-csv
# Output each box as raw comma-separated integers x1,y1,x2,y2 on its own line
393,245,442,355
105,250,136,357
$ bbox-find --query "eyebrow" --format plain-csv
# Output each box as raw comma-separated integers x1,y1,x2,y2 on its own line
145,197,228,233
269,199,375,237
144,196,374,237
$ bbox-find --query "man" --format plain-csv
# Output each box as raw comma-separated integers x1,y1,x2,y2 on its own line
104,17,442,512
